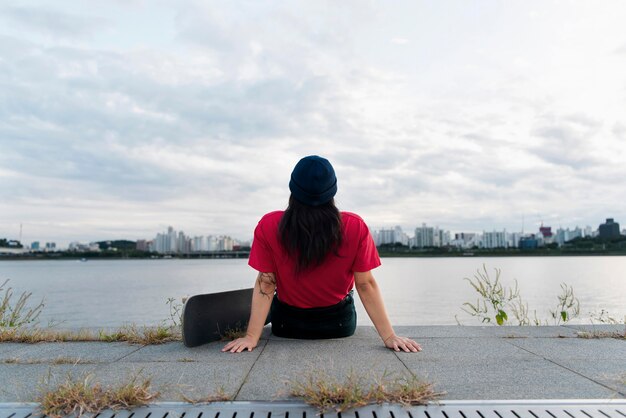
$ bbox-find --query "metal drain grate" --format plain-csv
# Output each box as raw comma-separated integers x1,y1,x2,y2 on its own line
1,400,624,418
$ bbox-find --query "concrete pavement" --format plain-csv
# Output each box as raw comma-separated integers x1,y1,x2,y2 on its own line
0,325,624,403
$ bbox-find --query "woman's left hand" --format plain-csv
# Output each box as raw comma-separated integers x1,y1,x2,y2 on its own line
384,334,422,352
222,335,259,353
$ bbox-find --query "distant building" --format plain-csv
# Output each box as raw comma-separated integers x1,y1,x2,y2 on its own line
519,236,539,249
136,240,149,252
555,227,582,246
30,241,40,251
482,230,507,249
68,241,99,252
598,218,621,239
556,227,579,246
450,232,478,249
414,224,436,248
218,235,234,251
45,242,56,251
375,226,408,246
539,224,554,245
191,236,207,252
508,232,523,249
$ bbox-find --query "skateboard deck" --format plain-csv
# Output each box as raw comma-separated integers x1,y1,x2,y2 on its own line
182,288,255,347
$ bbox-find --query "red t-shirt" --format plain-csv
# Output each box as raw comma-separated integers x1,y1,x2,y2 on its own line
248,211,381,308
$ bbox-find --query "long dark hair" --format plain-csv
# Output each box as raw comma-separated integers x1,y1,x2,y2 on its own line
278,195,343,273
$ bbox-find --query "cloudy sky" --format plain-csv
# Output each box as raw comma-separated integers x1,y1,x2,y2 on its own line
1,1,626,246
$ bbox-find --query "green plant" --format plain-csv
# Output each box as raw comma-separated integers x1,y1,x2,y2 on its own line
460,265,579,326
549,283,580,325
165,297,186,328
0,278,45,328
461,265,522,325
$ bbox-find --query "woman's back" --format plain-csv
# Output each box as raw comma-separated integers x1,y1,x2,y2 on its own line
249,210,380,308
223,155,421,353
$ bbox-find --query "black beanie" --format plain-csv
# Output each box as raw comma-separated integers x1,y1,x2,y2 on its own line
289,155,337,206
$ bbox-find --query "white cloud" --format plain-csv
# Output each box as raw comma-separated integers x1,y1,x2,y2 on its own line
1,1,626,245
391,37,409,45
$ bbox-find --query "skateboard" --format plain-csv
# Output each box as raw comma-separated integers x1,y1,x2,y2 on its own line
182,288,257,347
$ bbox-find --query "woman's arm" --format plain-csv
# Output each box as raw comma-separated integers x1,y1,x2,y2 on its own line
222,271,276,353
354,270,422,352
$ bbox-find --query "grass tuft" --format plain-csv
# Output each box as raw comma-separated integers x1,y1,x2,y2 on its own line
0,324,181,344
0,327,96,343
576,330,626,340
2,357,95,365
180,387,232,403
111,324,180,345
289,370,444,412
37,372,159,418
220,328,248,341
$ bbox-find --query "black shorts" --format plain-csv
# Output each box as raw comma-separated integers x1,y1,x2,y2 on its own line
269,291,357,339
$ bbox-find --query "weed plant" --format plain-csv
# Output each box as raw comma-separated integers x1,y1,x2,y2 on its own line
576,309,626,339
549,283,580,324
460,264,580,326
165,296,187,328
179,386,232,403
37,371,159,418
0,278,45,328
0,323,180,344
289,370,443,412
2,357,95,365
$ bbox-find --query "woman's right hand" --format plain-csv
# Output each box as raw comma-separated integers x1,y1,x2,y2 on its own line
384,334,422,352
222,335,259,353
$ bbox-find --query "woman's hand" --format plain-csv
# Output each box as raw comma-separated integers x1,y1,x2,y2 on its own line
222,335,259,353
384,334,422,352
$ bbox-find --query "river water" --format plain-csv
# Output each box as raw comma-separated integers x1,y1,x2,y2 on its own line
0,257,624,328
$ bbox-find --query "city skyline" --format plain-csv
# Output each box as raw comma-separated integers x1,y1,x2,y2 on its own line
5,217,621,251
2,2,626,246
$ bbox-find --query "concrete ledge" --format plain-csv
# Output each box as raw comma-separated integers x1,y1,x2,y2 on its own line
1,326,624,403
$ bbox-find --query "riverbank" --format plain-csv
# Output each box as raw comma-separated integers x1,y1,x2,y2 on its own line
1,325,624,404
3,250,626,260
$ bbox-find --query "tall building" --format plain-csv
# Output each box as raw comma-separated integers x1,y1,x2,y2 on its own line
555,227,582,246
414,223,435,248
191,236,208,252
539,224,553,242
153,226,188,253
482,230,507,249
374,227,406,246
207,235,219,251
508,232,523,248
598,218,621,239
218,236,234,251
450,232,477,249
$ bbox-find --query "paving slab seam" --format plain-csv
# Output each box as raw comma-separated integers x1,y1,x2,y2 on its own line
110,344,147,363
391,349,420,381
233,338,269,401
501,338,626,398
